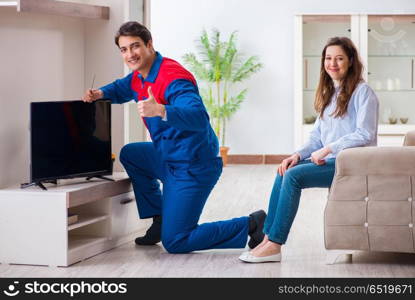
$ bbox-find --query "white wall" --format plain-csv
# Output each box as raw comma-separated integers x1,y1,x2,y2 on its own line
0,7,85,188
151,0,415,154
0,1,143,188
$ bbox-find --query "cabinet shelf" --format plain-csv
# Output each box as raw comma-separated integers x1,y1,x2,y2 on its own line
373,89,415,92
0,173,145,267
0,0,109,19
0,2,17,6
68,235,108,253
68,214,109,231
302,124,415,134
378,124,415,134
369,55,415,58
305,88,415,92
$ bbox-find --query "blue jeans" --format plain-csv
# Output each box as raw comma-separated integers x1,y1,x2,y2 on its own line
263,158,336,244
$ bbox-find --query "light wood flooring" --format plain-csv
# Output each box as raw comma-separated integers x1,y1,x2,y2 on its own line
1,165,415,277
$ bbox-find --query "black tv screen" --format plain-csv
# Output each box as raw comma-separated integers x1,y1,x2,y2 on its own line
30,100,112,183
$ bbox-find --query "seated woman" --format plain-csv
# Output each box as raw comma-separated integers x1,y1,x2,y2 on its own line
239,36,379,263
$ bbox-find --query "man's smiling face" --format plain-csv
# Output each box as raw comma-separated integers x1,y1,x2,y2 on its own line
118,35,154,72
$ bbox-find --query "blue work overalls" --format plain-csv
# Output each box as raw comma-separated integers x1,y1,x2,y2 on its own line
101,52,249,253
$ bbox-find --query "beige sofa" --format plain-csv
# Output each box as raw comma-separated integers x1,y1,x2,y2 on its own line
324,131,415,264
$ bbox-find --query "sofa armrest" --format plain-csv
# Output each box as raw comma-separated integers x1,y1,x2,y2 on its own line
326,146,415,254
404,130,415,146
335,146,415,176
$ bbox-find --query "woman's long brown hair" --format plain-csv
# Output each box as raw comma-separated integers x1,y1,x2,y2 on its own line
314,37,364,119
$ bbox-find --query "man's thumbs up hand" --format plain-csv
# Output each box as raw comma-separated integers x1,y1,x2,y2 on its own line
138,86,166,118
147,85,156,100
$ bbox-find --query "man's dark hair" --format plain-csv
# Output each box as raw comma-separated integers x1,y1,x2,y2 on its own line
115,21,152,47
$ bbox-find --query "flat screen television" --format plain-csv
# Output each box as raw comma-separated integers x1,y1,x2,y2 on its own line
27,100,112,189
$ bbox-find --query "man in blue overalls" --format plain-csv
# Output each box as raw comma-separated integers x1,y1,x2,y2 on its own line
82,21,265,254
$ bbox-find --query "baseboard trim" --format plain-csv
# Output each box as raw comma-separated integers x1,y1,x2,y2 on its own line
227,154,289,164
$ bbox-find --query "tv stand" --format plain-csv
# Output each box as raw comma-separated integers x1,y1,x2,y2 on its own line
20,179,58,191
86,175,114,182
0,173,149,267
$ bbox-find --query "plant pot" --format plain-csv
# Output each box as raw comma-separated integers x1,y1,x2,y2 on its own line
220,146,230,167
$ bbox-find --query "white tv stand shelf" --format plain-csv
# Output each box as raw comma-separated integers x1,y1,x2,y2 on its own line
0,172,147,267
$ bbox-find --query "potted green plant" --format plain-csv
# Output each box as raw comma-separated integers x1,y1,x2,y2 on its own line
183,29,262,166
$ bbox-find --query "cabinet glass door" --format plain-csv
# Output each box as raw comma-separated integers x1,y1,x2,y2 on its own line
302,15,351,124
368,15,415,125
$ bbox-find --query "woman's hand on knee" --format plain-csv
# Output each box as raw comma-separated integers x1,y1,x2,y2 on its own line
278,153,300,176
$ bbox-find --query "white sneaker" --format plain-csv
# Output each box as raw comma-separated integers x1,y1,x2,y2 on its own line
239,251,251,258
238,252,281,263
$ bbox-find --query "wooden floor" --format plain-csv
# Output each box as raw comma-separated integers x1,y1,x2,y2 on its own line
1,165,415,277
